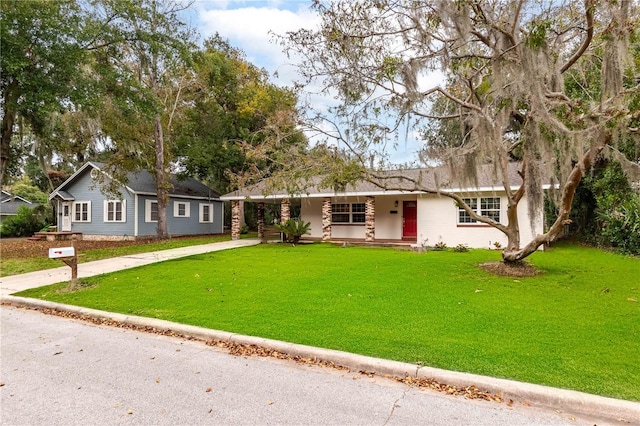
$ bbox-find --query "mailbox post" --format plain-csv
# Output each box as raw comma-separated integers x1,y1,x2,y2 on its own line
49,246,78,282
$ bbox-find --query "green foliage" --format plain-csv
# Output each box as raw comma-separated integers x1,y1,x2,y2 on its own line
174,35,305,194
432,241,447,251
453,243,469,253
274,219,311,244
9,176,48,204
596,193,640,255
0,205,48,237
571,161,640,255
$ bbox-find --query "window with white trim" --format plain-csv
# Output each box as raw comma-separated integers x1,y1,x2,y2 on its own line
199,203,214,223
145,199,158,222
104,200,126,222
458,197,500,224
72,201,91,222
173,201,190,218
331,203,366,224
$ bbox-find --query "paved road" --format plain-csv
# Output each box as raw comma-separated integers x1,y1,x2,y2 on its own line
1,306,581,425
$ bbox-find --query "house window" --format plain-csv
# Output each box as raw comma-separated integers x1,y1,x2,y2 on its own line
104,200,126,223
72,201,91,222
145,199,158,222
458,197,500,224
173,201,190,218
199,203,214,223
331,203,366,224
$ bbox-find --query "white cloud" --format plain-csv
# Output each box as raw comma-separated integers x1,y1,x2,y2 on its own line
194,3,318,87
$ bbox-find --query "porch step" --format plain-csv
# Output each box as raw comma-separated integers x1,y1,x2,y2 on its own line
27,235,46,241
31,231,83,241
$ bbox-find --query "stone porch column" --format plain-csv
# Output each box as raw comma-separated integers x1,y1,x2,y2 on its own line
231,200,241,240
280,198,291,223
322,198,332,241
257,202,265,241
365,196,375,242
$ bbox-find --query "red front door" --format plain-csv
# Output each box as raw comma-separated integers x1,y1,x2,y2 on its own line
402,201,417,239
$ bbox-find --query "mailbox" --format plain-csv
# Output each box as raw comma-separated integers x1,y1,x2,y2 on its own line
49,247,75,259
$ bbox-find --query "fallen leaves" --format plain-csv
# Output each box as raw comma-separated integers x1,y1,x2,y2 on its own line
10,303,509,408
398,376,503,403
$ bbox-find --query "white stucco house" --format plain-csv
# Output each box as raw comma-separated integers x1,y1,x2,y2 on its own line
221,163,549,249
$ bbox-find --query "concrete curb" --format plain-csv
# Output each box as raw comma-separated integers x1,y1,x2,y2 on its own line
3,295,639,424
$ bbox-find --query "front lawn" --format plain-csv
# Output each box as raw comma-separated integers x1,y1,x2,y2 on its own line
0,234,251,276
16,243,640,401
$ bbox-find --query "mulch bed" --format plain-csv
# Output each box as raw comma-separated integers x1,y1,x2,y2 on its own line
0,237,184,260
478,261,541,277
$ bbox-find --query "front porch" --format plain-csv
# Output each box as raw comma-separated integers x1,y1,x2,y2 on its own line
229,195,419,243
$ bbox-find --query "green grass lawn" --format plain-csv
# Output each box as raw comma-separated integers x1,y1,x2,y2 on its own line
0,234,251,277
16,243,640,401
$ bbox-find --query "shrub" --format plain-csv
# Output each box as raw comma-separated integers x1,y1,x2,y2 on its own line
0,205,48,237
597,195,640,255
454,243,469,253
433,241,447,251
275,219,311,244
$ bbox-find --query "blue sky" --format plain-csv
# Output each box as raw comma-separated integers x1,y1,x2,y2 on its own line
185,1,317,87
185,1,432,164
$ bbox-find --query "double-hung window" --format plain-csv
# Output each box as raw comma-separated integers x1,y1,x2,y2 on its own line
104,200,126,222
331,203,366,224
173,201,190,218
145,199,159,222
199,203,214,223
458,197,500,224
72,201,91,222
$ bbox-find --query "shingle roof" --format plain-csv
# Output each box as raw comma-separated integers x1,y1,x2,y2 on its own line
0,201,40,215
221,162,525,200
50,162,219,200
123,169,220,198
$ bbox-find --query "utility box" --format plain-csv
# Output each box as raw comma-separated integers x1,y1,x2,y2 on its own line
49,247,75,259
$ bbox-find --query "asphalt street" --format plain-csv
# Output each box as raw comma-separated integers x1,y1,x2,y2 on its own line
1,306,583,425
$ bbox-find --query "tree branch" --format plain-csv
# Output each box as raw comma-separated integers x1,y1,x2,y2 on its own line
560,0,594,73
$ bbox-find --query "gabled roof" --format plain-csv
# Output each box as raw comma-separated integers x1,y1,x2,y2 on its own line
49,161,220,201
221,162,539,201
1,190,32,204
0,201,40,215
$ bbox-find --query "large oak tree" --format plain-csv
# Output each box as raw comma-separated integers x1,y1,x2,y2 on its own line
272,0,640,263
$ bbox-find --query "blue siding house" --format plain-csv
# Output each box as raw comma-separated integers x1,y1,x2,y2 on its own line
1,190,40,224
49,162,223,239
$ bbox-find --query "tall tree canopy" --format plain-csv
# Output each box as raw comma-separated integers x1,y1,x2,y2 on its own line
272,0,640,263
0,0,90,187
175,36,306,194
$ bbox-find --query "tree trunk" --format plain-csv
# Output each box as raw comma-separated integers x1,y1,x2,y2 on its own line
502,141,607,262
503,198,521,257
154,116,169,240
0,84,18,188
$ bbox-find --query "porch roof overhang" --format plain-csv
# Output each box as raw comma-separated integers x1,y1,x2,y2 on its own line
49,190,75,201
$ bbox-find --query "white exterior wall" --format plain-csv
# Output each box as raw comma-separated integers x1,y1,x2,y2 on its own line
301,192,543,248
416,192,543,249
302,198,323,238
